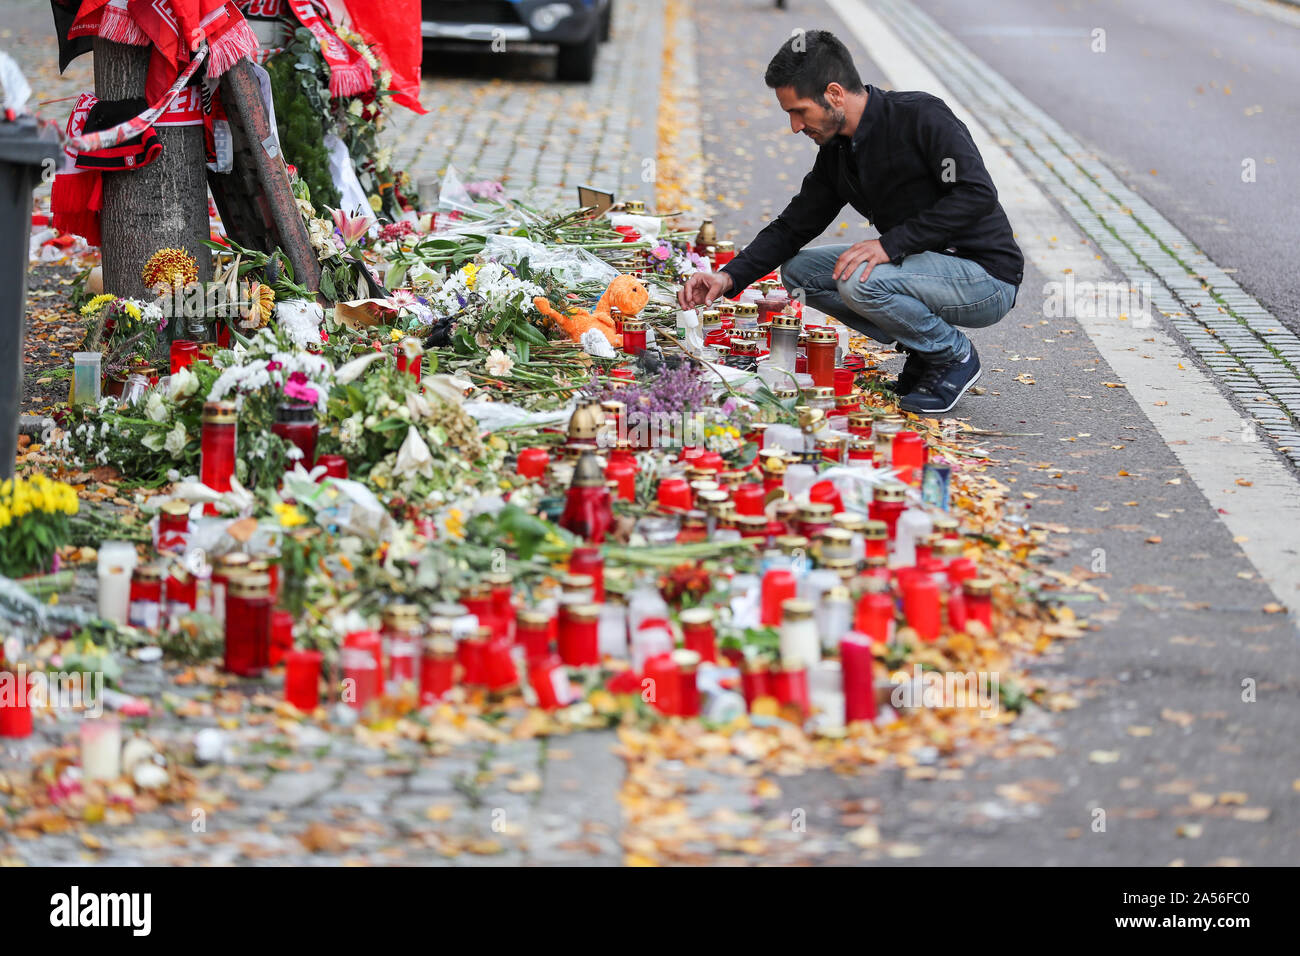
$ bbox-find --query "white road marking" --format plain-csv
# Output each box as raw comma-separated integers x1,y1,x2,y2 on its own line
827,0,1300,618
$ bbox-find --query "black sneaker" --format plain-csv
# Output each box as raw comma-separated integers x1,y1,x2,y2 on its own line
883,349,926,395
898,343,981,414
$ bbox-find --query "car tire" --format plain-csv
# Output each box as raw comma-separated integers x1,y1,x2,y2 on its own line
600,1,613,42
557,28,598,82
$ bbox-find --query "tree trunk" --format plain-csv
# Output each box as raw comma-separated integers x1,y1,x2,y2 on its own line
94,39,212,362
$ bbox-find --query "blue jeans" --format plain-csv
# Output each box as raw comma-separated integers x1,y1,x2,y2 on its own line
780,247,1018,364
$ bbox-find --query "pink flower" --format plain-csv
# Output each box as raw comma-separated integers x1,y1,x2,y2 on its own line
284,371,319,405
267,360,283,372
331,207,370,247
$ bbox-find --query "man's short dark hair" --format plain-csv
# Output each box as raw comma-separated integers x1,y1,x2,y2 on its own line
764,30,863,105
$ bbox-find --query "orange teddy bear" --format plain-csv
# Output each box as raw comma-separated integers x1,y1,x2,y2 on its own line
533,274,650,347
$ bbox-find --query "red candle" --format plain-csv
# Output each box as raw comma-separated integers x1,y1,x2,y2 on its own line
657,477,692,512
740,658,771,709
947,586,968,632
200,401,237,496
395,342,423,381
848,437,873,462
694,450,725,473
482,633,519,691
128,565,163,633
568,548,605,603
529,654,572,710
165,568,196,626
901,574,941,642
342,633,381,711
891,431,928,486
733,484,765,518
833,367,856,396
621,317,648,354
610,366,636,381
157,498,190,553
848,412,874,439
854,582,896,644
316,454,349,481
284,649,322,711
947,556,979,589
808,481,844,514
0,668,34,738
486,573,516,641
868,486,908,541
642,653,680,716
170,340,199,375
459,628,488,685
419,637,456,704
224,573,273,677
680,608,717,663
269,610,294,668
864,521,888,560
761,568,798,627
606,459,637,500
840,635,876,723
770,663,810,718
963,579,994,630
558,604,601,667
516,610,552,661
674,650,701,717
806,329,836,388
517,447,550,480
272,402,319,471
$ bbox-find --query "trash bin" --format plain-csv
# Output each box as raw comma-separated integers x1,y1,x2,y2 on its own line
0,102,60,480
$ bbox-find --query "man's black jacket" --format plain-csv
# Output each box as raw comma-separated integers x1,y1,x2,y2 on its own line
720,85,1024,293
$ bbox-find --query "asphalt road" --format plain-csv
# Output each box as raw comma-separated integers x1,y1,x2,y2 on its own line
692,0,1300,863
913,0,1300,333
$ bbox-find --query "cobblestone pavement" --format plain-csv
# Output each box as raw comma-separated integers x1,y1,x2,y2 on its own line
392,0,665,210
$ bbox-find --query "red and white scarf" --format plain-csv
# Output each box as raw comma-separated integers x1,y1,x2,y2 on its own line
284,0,373,98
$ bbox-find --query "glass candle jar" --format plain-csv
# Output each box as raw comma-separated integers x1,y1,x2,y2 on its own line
847,436,873,463
558,603,601,667
285,649,322,711
901,573,941,642
458,626,488,686
797,501,835,539
516,609,553,662
621,317,648,354
963,578,994,630
805,328,837,388
848,411,874,439
891,430,928,486
868,483,908,541
568,548,605,603
732,657,766,711
273,401,319,471
770,660,810,719
779,598,820,666
157,497,190,553
224,573,273,677
872,421,901,467
382,604,424,694
733,483,766,517
679,607,717,663
854,577,896,644
200,401,237,494
714,240,735,267
417,636,456,705
211,552,250,626
673,649,702,717
529,653,575,710
128,564,163,633
341,635,381,712
767,313,801,372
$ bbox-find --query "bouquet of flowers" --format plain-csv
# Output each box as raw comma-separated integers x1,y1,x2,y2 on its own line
0,475,79,578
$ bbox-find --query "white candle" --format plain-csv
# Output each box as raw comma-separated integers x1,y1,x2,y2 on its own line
779,599,820,666
892,508,933,568
96,542,137,625
80,719,121,781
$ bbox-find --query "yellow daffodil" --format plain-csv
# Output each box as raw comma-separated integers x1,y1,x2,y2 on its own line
273,502,308,528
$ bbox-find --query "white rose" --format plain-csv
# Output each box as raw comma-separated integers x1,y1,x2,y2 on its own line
164,421,188,457
141,431,165,452
167,366,199,401
145,392,169,423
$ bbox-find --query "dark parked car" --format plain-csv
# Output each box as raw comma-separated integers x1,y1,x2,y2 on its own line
421,0,613,82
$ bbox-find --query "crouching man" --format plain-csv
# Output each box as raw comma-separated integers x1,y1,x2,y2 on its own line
678,30,1023,414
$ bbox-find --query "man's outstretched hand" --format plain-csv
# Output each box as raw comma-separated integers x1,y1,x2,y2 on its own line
832,238,891,284
677,271,734,310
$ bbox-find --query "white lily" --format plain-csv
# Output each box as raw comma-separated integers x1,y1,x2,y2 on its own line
424,373,473,406
393,425,435,479
334,349,387,385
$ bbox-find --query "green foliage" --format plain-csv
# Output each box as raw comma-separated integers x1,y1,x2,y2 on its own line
265,32,341,210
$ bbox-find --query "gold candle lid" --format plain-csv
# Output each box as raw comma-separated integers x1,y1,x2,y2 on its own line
679,607,715,626
780,598,814,622
734,303,758,318
202,401,237,424
229,572,271,598
807,328,838,344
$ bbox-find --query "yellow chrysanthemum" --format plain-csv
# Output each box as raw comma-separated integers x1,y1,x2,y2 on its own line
461,263,479,291
389,328,404,342
0,505,10,529
273,502,308,528
80,294,116,316
141,247,198,289
444,508,465,540
122,301,142,322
